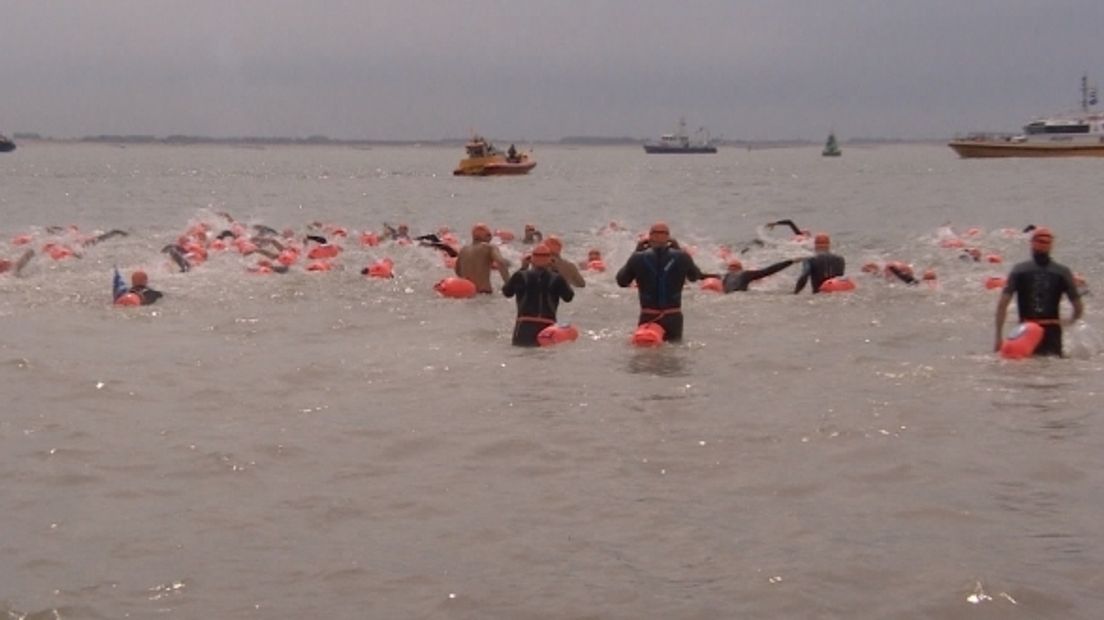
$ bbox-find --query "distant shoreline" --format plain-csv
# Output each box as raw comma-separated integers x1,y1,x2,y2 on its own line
9,133,945,148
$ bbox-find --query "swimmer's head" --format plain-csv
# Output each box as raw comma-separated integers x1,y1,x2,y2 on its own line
587,249,602,260
131,270,148,287
545,235,563,254
727,259,743,272
397,224,409,234
471,223,492,242
649,222,671,241
524,223,535,232
922,268,937,281
814,233,831,250
530,244,553,267
1031,227,1053,253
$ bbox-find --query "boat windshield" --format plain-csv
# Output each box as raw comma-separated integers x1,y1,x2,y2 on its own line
1024,122,1091,135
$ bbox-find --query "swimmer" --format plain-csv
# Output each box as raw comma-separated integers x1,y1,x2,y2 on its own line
502,243,575,346
722,257,796,293
413,233,459,257
126,270,163,305
455,223,511,294
794,233,845,294
0,249,35,277
522,223,544,244
542,235,585,288
383,223,411,241
616,222,717,342
81,229,128,247
161,244,191,272
994,227,1083,357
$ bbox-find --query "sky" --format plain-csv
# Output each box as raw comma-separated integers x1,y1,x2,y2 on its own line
2,0,1103,141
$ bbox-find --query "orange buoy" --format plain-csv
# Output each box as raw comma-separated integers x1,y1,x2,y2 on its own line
631,322,666,347
537,323,579,346
819,276,856,293
248,263,273,274
364,258,394,279
921,268,937,281
700,277,723,293
985,254,1003,264
861,262,880,274
434,277,477,299
940,238,965,249
12,234,32,246
114,292,142,306
306,260,332,272
209,239,227,251
330,227,348,238
235,239,258,255
307,244,340,259
360,231,380,247
495,229,515,242
47,245,75,260
1000,322,1044,359
984,276,1006,290
585,259,606,272
277,249,299,266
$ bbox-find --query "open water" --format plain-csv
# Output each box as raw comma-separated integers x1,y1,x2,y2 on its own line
1,142,1103,619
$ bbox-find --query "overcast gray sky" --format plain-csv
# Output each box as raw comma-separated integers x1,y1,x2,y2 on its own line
3,0,1102,141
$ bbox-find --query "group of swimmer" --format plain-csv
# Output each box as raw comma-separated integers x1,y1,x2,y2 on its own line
3,213,1086,358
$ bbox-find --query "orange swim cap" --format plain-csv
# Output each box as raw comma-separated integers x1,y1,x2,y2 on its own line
131,270,148,287
814,233,831,249
727,259,743,271
530,244,553,266
545,235,562,253
1030,227,1053,252
471,222,491,240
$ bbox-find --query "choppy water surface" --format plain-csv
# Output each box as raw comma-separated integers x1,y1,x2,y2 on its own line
2,143,1102,618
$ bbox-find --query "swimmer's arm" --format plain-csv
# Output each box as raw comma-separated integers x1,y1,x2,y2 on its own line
558,276,575,302
794,261,811,294
491,247,511,282
13,249,34,277
501,271,521,297
552,259,585,287
994,291,1013,351
615,258,636,287
1068,297,1084,326
886,264,917,285
768,219,803,236
748,259,796,283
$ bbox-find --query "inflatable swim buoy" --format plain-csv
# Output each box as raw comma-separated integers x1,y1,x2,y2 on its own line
1000,322,1044,359
360,232,380,247
984,276,1006,290
537,323,579,346
363,258,394,279
985,254,1003,264
306,260,332,272
940,238,965,249
114,292,141,306
12,234,32,246
495,229,515,242
631,322,665,347
819,276,856,293
700,277,723,293
277,249,299,266
585,259,606,272
434,277,477,299
307,244,340,259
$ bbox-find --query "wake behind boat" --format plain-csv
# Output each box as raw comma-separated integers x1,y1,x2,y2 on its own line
0,134,15,153
453,135,535,176
948,75,1104,158
643,118,718,154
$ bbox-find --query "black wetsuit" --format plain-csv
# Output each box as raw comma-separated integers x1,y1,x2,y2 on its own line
129,285,163,306
502,267,574,347
723,260,795,293
616,244,707,341
1003,255,1081,356
161,244,191,273
795,252,846,294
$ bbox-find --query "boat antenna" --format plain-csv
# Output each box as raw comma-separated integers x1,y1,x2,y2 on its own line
1081,74,1098,112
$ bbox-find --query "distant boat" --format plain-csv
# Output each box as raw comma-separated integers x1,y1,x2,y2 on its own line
948,75,1104,158
0,134,15,153
822,132,841,157
643,118,717,154
453,135,536,176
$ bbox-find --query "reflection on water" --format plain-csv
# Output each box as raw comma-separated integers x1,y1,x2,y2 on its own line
625,347,691,377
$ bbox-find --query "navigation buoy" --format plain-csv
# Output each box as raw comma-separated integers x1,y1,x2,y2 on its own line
1000,322,1044,360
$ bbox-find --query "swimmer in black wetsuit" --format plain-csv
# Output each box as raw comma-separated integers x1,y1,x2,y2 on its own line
722,257,796,293
502,244,574,346
794,233,845,294
616,222,717,342
161,244,191,272
413,233,459,257
127,270,163,305
994,227,1084,357
522,223,543,244
81,229,128,247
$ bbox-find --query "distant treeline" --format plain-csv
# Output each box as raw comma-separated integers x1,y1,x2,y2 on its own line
10,133,940,147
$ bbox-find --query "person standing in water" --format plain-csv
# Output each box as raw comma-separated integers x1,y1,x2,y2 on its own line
994,227,1084,357
794,233,845,294
502,244,575,346
455,223,511,294
616,221,715,342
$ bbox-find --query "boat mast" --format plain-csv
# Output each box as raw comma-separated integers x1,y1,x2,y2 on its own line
1081,74,1098,112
